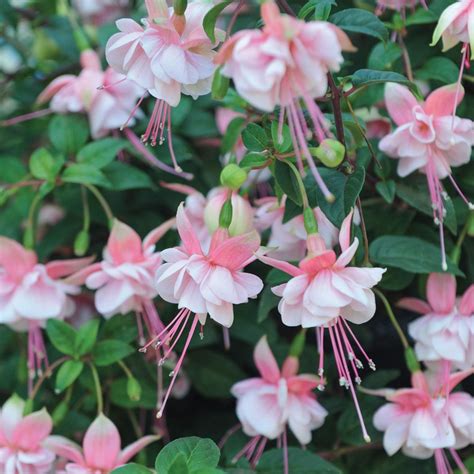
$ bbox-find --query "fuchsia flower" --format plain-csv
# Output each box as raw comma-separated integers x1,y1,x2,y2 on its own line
255,196,338,261
142,203,263,417
379,83,474,270
230,336,327,472
37,49,143,139
0,237,92,386
216,0,355,200
105,0,224,170
258,210,385,441
432,0,474,60
372,369,474,473
0,395,55,474
399,273,474,370
72,0,129,26
47,413,159,473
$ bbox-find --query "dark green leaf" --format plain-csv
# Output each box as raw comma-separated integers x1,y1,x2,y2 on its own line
203,1,232,43
48,115,89,155
111,464,152,474
62,164,111,187
368,42,402,70
46,320,77,356
77,138,128,169
417,57,459,84
274,160,303,206
330,9,388,42
242,123,268,152
376,180,396,204
102,162,155,190
92,340,134,366
351,69,415,92
221,117,246,153
55,360,84,393
271,121,292,153
75,319,100,356
239,152,269,169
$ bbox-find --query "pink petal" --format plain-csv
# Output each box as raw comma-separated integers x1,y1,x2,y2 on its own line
80,50,102,71
12,409,53,450
426,273,456,314
37,75,78,104
258,254,303,277
142,218,175,251
254,336,280,383
425,84,464,117
118,435,160,464
160,182,199,196
459,285,474,315
107,220,144,264
45,256,95,280
0,395,25,443
299,250,337,274
397,298,432,315
339,209,354,252
63,262,102,286
287,374,319,393
384,83,418,126
44,435,85,465
0,237,37,282
441,368,474,394
431,2,467,48
176,202,202,256
281,356,299,378
83,414,121,470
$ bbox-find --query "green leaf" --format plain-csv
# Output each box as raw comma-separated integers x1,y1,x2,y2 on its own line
241,123,268,152
62,164,111,187
274,160,303,206
111,464,152,474
376,180,396,204
187,350,246,398
74,319,100,356
369,236,463,275
368,42,402,70
203,0,231,42
77,138,128,169
221,117,246,153
351,69,415,92
48,115,89,155
417,57,459,84
169,454,190,474
155,437,220,474
405,7,438,25
102,162,155,190
55,360,84,393
46,320,77,356
92,340,134,366
29,148,64,181
271,121,292,153
256,448,341,473
330,9,388,42
239,152,269,169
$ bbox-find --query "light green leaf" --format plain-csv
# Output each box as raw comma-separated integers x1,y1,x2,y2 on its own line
55,360,84,393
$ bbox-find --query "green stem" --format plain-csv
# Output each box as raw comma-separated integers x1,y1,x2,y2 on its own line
286,160,309,209
118,360,133,379
24,191,43,249
83,184,114,226
81,185,90,231
88,363,104,415
451,213,471,264
374,288,409,349
356,197,370,266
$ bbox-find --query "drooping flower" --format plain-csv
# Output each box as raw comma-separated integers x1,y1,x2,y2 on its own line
72,0,129,26
216,0,355,200
372,369,474,473
36,49,144,139
105,0,224,169
355,107,392,140
47,413,159,473
379,83,474,270
230,336,327,472
399,273,474,370
254,196,338,261
144,203,263,417
258,210,385,441
0,395,56,474
431,0,474,59
0,237,92,388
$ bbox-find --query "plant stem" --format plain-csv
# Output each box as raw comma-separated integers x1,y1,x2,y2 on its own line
398,34,414,82
82,183,114,226
88,363,104,415
328,74,347,157
29,356,68,402
357,197,370,266
80,185,90,231
374,288,409,349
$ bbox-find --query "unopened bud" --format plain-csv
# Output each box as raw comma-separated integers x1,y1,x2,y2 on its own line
212,67,230,100
289,329,306,358
74,230,90,257
173,0,187,15
218,198,233,229
310,139,345,168
404,347,420,374
127,377,142,402
23,227,34,250
303,207,318,235
220,164,247,191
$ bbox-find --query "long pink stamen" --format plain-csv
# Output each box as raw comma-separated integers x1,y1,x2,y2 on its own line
157,314,199,418
121,92,147,131
1,108,53,126
434,449,450,474
317,327,325,390
341,318,376,369
450,448,468,474
140,308,187,352
97,77,127,90
160,312,190,362
282,429,289,474
167,106,182,172
250,437,267,468
452,45,467,129
287,102,306,175
447,174,474,208
232,436,260,463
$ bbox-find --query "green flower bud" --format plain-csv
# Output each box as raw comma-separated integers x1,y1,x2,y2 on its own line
173,0,188,15
23,227,34,250
220,164,247,191
404,347,420,374
74,230,90,257
218,198,233,229
289,329,306,358
310,139,345,168
212,67,230,100
127,377,142,402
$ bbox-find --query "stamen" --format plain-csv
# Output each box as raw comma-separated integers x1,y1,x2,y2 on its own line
97,77,127,90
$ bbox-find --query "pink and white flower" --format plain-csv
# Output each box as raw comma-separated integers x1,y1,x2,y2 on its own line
258,210,385,441
37,49,144,139
255,196,338,261
105,0,224,169
72,0,129,26
230,336,327,472
143,203,263,416
372,369,474,473
0,236,92,385
399,273,474,370
216,0,355,200
47,413,159,473
0,395,56,474
379,83,474,270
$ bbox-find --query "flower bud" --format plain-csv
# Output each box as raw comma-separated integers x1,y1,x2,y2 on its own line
74,230,90,257
404,347,421,374
173,0,188,15
127,377,142,402
212,67,230,100
220,164,247,191
289,329,306,358
23,227,34,250
310,139,345,168
204,188,254,237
